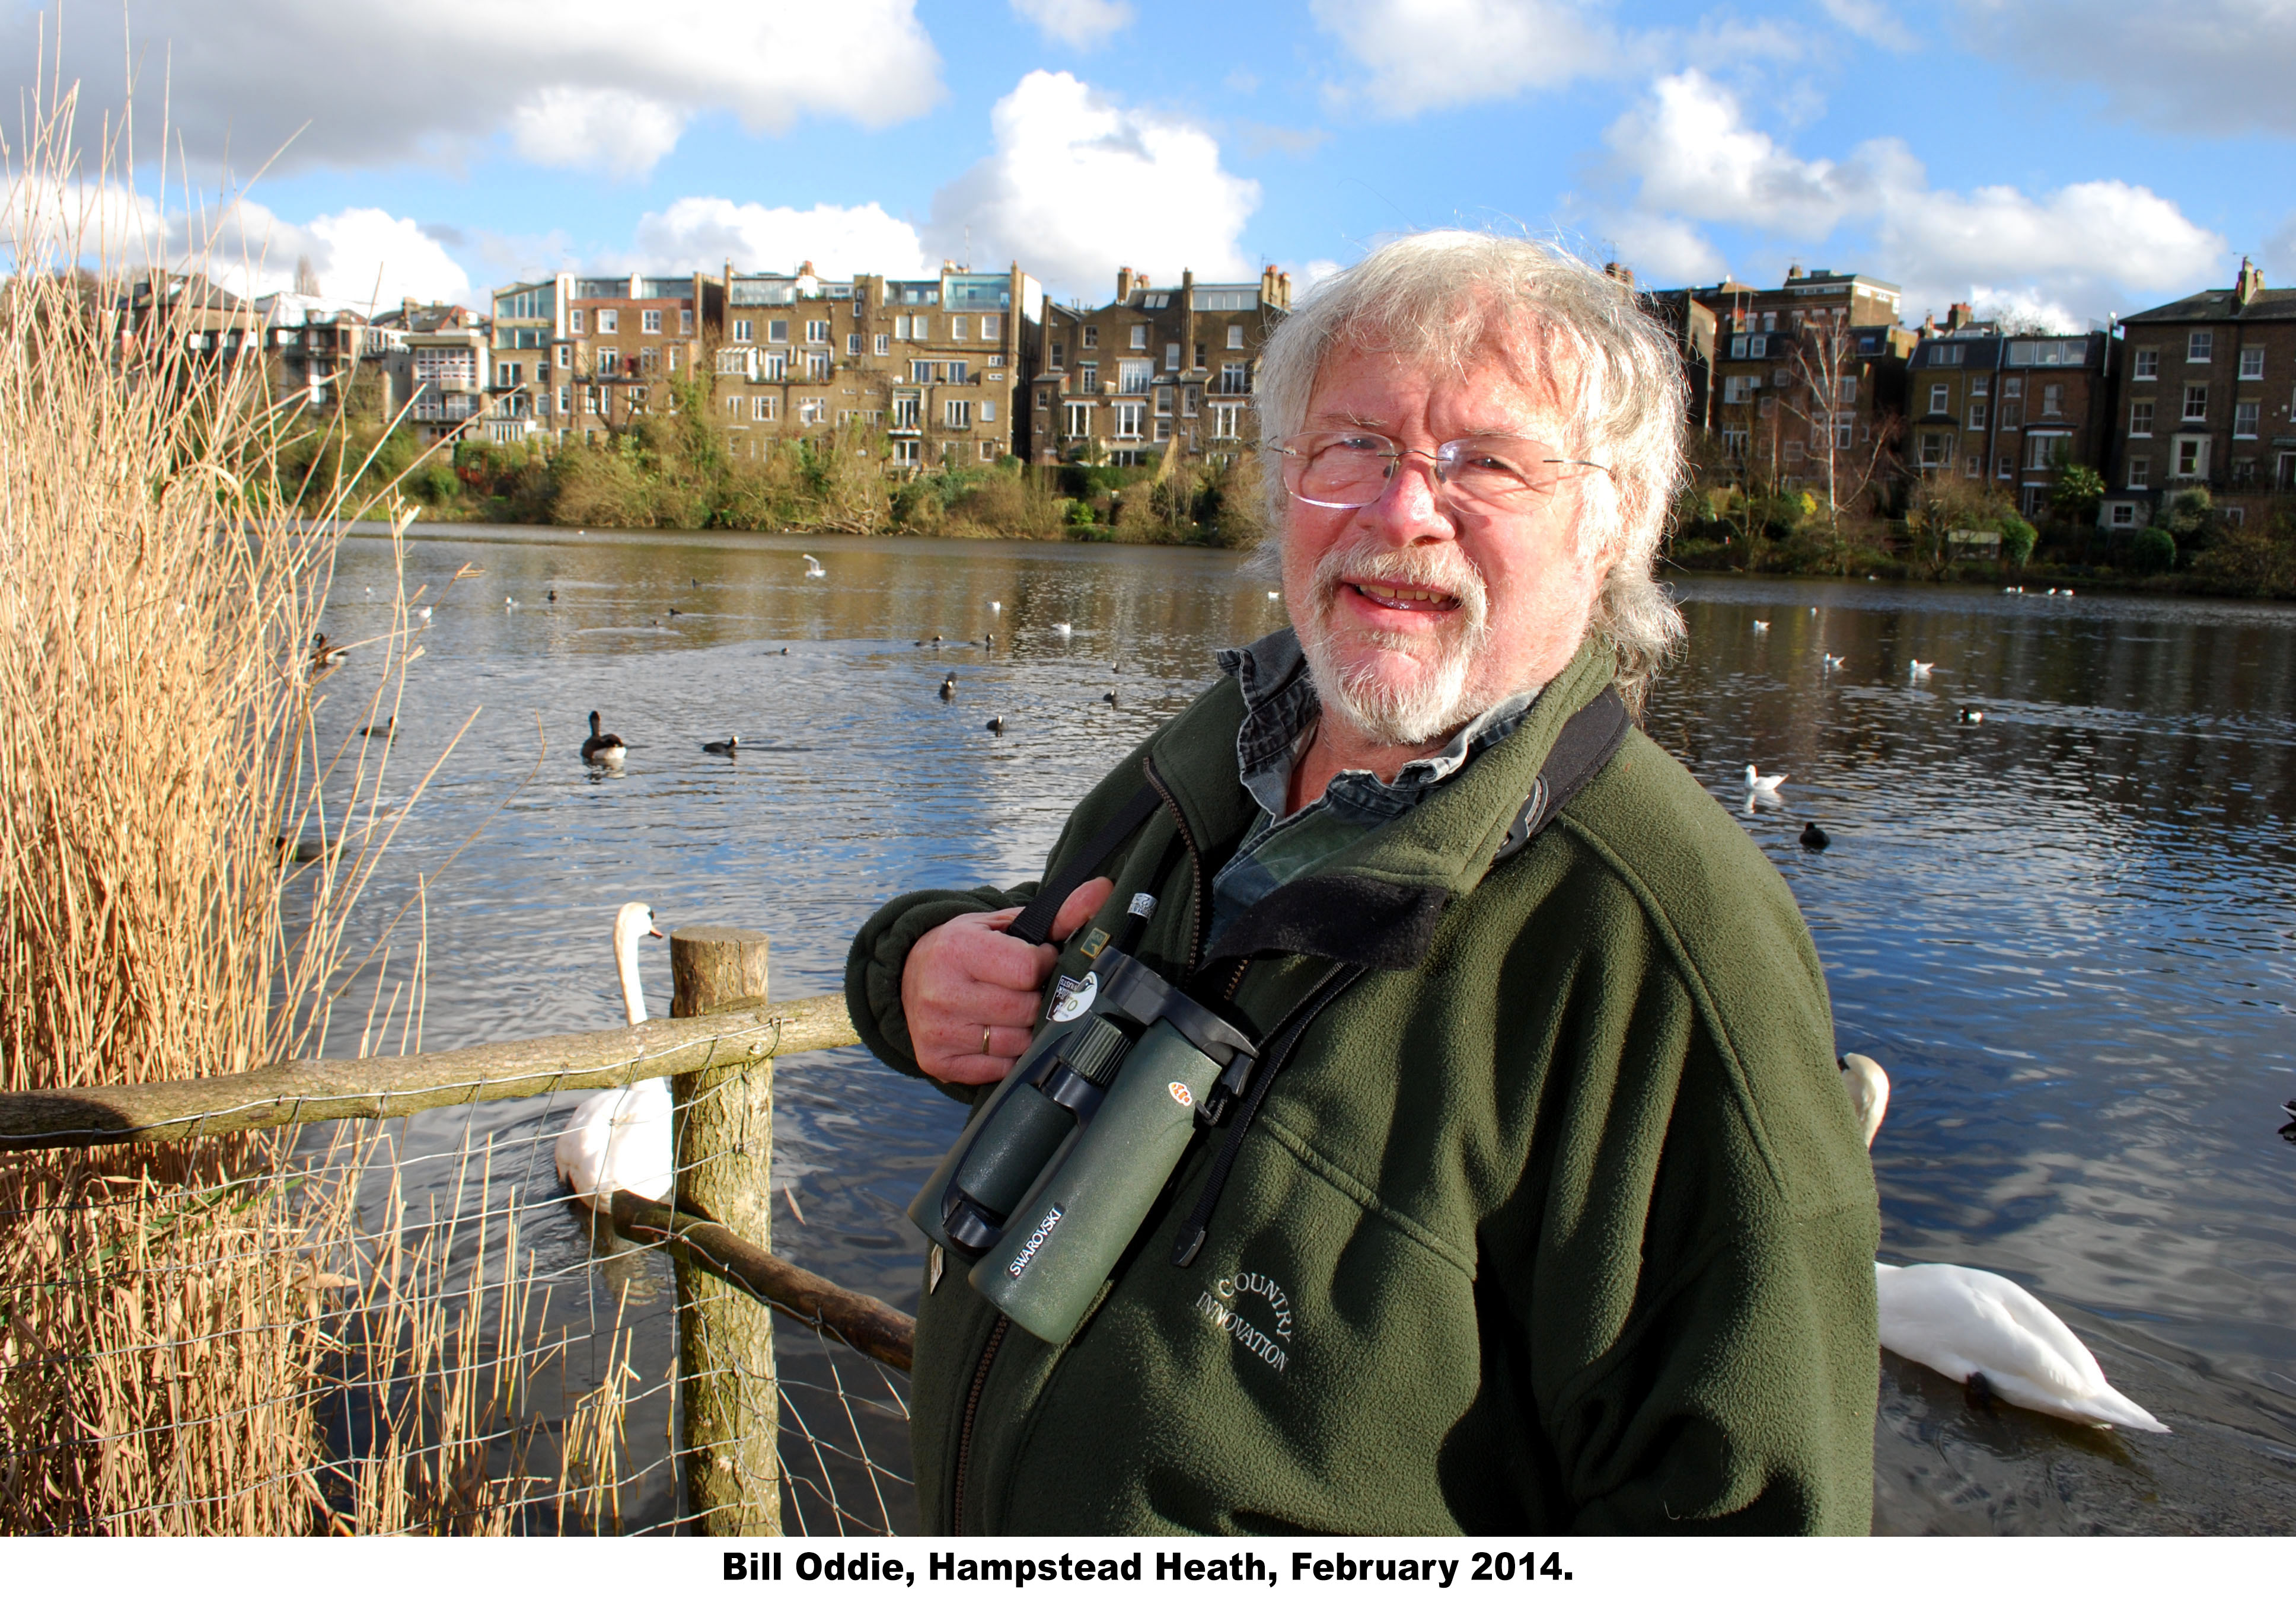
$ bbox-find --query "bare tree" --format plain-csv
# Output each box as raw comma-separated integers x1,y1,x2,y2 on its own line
293,254,321,297
1779,315,1902,572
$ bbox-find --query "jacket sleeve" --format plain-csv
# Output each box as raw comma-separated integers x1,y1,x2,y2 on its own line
1506,855,1880,1534
844,882,1037,1099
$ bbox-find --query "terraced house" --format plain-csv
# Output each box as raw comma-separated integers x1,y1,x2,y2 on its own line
710,261,1042,468
1033,265,1292,467
1908,307,2116,518
2107,259,2296,532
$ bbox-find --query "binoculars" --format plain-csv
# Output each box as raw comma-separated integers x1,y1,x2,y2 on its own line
907,894,1258,1345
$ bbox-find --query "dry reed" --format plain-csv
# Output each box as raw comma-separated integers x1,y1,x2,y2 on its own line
0,63,634,1533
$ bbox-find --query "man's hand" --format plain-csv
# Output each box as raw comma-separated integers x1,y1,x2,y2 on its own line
903,877,1115,1085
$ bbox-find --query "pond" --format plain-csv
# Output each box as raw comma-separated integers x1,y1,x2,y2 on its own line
314,522,2296,1534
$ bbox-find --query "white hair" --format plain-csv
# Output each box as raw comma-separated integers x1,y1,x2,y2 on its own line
1254,231,1687,712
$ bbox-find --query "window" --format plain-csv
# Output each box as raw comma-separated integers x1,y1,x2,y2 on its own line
2002,376,2023,400
1112,403,1144,438
982,441,1000,461
848,334,862,356
1971,376,1989,398
768,319,789,343
2041,383,2063,417
1963,455,1981,479
911,360,933,383
1129,324,1148,350
1729,334,1771,359
1785,441,1807,464
681,309,694,334
1210,403,1243,441
1721,429,1748,459
1050,341,1065,366
983,315,1000,340
1998,454,2012,480
1836,376,1858,405
569,308,586,334
2235,400,2260,438
806,320,831,344
988,352,1004,367
1835,417,1853,449
2110,503,2136,528
734,319,753,343
2183,384,2209,422
893,315,915,340
893,439,921,465
798,397,825,426
1226,325,1245,350
642,309,662,333
1760,312,1777,332
639,348,659,374
1165,342,1181,372
945,399,972,429
726,395,742,418
752,396,776,421
1118,359,1152,394
598,309,618,334
807,352,831,382
2239,347,2265,380
1155,388,1173,415
1182,385,1200,417
1081,325,1099,349
760,353,786,381
2187,330,2213,362
1065,401,1092,436
2129,400,2154,436
2173,436,2208,478
2133,348,2157,379
949,317,968,341
583,388,599,414
1931,343,1965,367
1723,375,1759,404
1967,402,1988,432
595,347,618,375
1928,383,1950,416
1219,362,1249,395
557,385,570,414
1195,343,1207,369
2231,459,2256,487
2127,455,2150,489
1077,362,1098,392
981,401,996,423
875,334,889,356
892,392,920,427
2027,433,2067,470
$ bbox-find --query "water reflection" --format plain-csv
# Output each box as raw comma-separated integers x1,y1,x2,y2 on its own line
320,528,2296,1533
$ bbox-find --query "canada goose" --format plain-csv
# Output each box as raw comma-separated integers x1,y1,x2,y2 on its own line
1799,821,1829,851
310,633,348,672
581,711,627,766
701,735,739,755
1745,765,1787,793
553,903,671,1209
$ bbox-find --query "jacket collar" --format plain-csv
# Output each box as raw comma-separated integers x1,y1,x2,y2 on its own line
1144,636,1622,970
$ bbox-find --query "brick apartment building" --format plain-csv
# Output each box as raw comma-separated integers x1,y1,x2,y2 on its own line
2106,258,2296,532
1692,267,1914,496
1627,273,1717,433
712,261,1041,469
1033,264,1292,467
1908,307,2116,518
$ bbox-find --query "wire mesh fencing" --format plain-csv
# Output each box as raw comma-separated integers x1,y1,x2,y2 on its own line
0,1059,916,1535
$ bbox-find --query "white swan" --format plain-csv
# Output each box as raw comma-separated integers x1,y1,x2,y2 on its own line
553,903,672,1209
1744,764,1787,793
1847,1053,2170,1432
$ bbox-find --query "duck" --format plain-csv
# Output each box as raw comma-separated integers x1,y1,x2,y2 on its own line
988,600,1002,612
581,710,627,766
985,715,1006,735
1744,764,1787,794
1102,690,1120,708
667,607,680,618
1958,707,1985,724
553,903,672,1210
1799,821,1830,851
548,589,557,602
356,716,395,739
1846,1053,2170,1433
701,735,739,755
310,633,348,674
939,674,956,701
802,554,826,579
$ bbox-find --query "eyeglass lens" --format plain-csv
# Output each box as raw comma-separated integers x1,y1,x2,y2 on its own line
1284,433,1578,509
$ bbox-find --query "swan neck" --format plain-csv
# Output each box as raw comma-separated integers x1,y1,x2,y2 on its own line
617,929,648,1025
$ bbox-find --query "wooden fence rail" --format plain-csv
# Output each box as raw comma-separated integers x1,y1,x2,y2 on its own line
0,993,860,1150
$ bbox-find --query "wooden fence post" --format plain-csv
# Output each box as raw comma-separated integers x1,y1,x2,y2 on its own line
668,924,779,1534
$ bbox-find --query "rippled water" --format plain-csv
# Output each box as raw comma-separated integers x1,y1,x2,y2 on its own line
314,524,2296,1534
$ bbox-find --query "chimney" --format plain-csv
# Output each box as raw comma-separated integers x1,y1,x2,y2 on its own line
1182,269,1194,291
1117,266,1138,302
2236,255,2264,306
1603,261,1634,286
1278,272,1291,309
1786,262,1805,281
1945,302,1973,331
1921,312,1936,337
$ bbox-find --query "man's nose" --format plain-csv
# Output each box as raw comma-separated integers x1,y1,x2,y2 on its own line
1357,450,1456,540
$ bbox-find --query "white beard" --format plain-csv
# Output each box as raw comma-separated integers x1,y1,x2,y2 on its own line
1293,538,1495,746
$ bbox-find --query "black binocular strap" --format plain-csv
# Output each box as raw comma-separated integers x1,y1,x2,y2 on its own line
1003,778,1166,947
1169,684,1632,1269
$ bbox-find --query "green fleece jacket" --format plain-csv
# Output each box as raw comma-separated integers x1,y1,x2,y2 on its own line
846,638,1879,1535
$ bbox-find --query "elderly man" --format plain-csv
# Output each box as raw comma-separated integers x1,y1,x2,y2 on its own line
847,232,1879,1535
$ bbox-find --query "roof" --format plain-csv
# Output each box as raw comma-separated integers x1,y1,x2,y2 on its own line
2122,286,2296,325
1910,334,2002,369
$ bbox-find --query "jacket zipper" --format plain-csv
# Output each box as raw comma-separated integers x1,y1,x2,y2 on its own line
951,764,1203,1534
949,1313,1010,1535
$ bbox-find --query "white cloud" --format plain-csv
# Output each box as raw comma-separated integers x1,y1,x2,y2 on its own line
1817,0,1915,51
1597,211,1726,286
1295,258,1345,293
1308,0,1634,116
930,72,1260,299
619,199,932,280
5,1,942,179
1956,0,2296,136
1600,72,2226,320
1011,0,1135,49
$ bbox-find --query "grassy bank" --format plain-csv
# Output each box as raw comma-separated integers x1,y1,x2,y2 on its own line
286,384,1268,550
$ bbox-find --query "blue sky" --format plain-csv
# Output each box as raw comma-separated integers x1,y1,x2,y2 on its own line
15,0,2290,329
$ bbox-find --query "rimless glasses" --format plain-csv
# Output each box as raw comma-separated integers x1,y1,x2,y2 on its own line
1275,431,1611,511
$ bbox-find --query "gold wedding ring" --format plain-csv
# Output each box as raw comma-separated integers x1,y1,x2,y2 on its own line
982,1027,994,1056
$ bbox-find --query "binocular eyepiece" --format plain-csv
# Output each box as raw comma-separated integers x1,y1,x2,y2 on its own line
906,893,1259,1344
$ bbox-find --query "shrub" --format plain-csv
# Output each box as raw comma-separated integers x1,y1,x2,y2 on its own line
2130,525,2176,573
1997,513,2037,566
